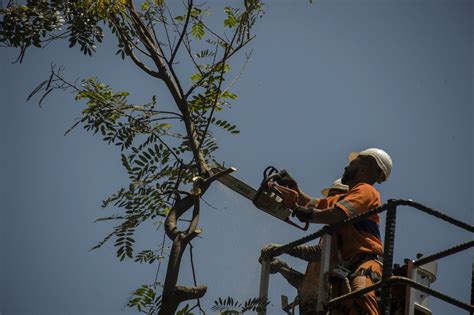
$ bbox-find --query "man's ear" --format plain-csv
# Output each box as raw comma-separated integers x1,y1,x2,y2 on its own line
375,170,385,184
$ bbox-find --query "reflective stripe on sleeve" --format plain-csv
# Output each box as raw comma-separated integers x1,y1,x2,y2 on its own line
337,199,357,217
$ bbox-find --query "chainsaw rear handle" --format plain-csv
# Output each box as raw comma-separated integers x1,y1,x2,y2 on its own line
285,217,310,231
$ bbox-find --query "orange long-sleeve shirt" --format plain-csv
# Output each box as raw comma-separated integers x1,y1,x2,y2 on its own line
313,183,383,261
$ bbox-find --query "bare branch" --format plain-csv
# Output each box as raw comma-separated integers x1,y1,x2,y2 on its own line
159,7,174,56
184,194,201,242
197,22,244,150
128,49,161,78
169,0,193,65
189,243,206,314
110,14,161,78
154,231,167,283
164,194,194,240
220,50,253,97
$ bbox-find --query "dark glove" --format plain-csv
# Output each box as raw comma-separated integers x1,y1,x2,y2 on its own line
260,243,282,258
275,170,298,190
292,206,313,222
258,257,289,274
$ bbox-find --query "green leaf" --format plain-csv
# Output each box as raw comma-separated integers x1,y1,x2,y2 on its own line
222,91,237,99
176,304,193,315
223,7,238,28
141,0,150,11
156,123,171,129
224,16,237,28
195,49,215,59
191,22,205,40
189,73,202,82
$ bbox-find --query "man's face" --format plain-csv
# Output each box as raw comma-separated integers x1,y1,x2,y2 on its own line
341,158,364,184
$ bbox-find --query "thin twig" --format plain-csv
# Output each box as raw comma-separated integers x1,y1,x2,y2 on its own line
169,0,193,65
110,14,161,78
160,6,174,56
197,19,244,150
185,35,255,98
154,231,168,283
189,242,206,315
220,50,253,97
200,196,219,211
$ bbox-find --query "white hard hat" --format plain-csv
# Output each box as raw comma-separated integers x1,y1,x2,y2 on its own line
348,148,393,183
321,178,349,197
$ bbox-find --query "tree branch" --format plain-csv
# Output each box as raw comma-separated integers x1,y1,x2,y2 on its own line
164,194,194,240
169,0,193,65
110,14,161,78
189,242,206,314
185,36,255,99
185,206,201,241
175,285,207,302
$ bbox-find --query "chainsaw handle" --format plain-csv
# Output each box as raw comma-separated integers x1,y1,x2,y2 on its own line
285,217,310,231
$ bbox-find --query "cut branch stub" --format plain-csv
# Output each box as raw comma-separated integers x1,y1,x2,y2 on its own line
175,285,207,302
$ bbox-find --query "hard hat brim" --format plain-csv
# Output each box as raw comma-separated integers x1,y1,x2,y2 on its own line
348,152,359,162
320,188,330,197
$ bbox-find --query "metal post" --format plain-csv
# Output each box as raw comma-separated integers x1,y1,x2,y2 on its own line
258,259,270,315
471,260,473,315
316,233,332,313
380,200,397,315
403,259,415,315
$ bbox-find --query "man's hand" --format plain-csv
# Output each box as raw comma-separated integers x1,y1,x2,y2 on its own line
260,243,283,258
275,170,312,207
275,170,298,190
270,184,299,208
258,257,290,274
292,206,314,222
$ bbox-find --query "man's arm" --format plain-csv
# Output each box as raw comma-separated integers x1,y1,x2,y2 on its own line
277,263,305,289
295,188,313,207
310,207,347,224
294,207,347,225
259,256,304,289
286,244,321,262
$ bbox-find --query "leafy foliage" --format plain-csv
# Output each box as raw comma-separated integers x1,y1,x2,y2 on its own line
127,283,162,313
176,304,194,315
211,118,240,134
212,296,269,314
1,0,264,313
134,249,163,264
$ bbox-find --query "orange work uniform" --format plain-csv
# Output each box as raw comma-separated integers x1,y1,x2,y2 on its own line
311,183,383,315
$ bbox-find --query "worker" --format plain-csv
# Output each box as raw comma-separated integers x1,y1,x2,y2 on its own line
264,148,393,315
260,179,349,313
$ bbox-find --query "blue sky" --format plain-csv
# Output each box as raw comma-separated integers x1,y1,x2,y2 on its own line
1,1,472,314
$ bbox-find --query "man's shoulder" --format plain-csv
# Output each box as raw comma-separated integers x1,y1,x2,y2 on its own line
351,182,378,192
349,183,380,199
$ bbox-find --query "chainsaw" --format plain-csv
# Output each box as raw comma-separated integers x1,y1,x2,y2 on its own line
213,166,310,231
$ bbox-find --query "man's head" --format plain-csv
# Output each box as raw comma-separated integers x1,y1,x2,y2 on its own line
341,148,392,187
